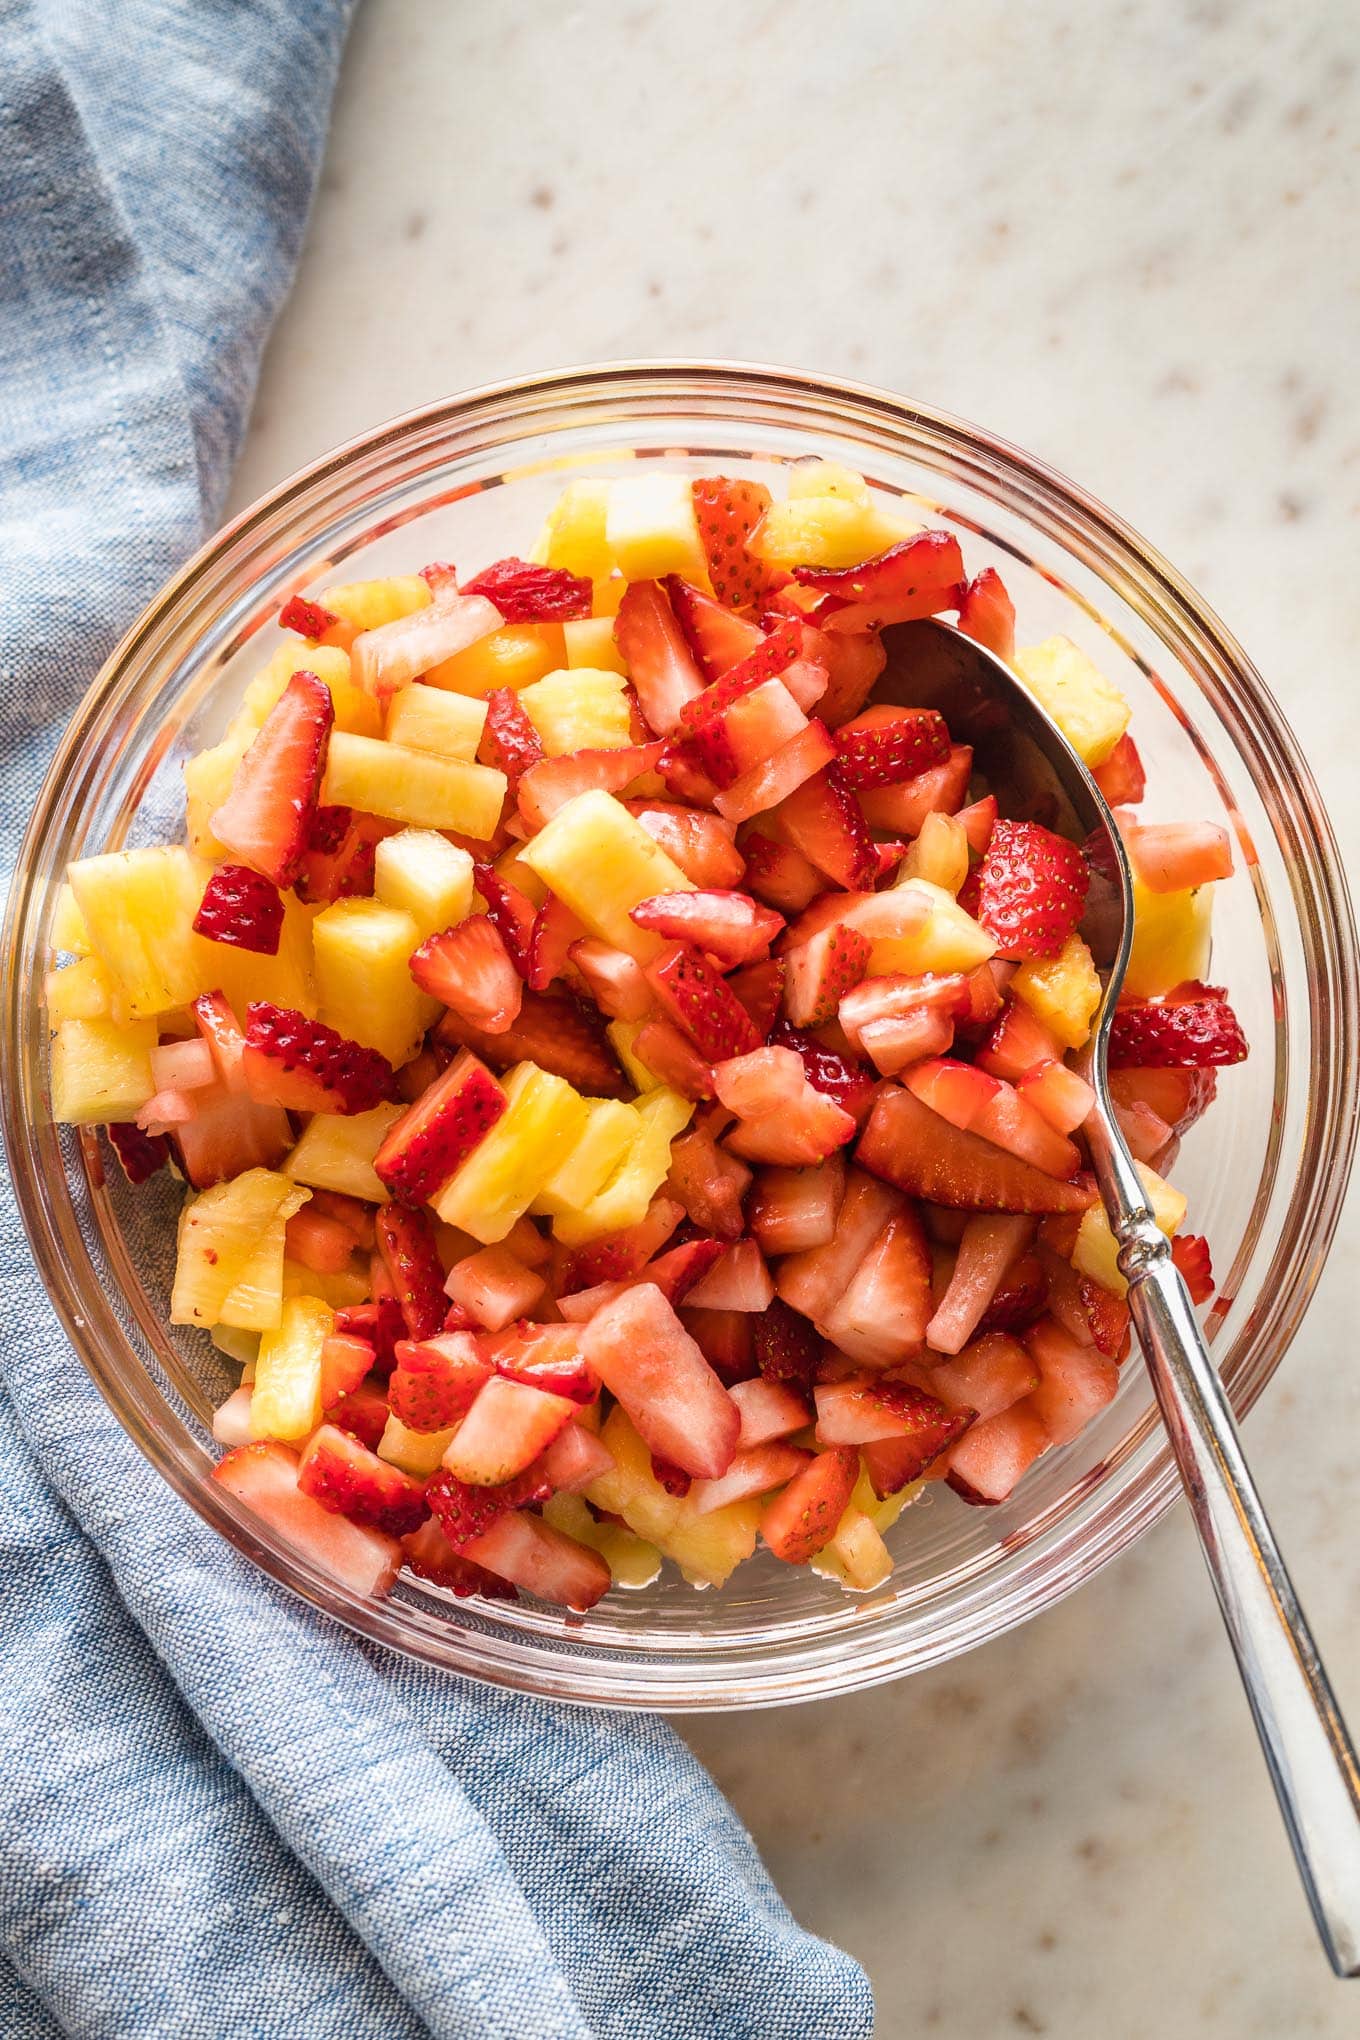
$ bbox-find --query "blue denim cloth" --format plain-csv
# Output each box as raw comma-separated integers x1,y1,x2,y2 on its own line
0,5,874,2035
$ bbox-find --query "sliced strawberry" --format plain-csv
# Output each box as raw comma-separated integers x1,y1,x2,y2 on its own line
631,889,783,966
527,892,586,993
859,744,973,834
793,530,965,632
472,864,537,974
388,1330,491,1430
929,1331,1040,1422
213,1440,401,1596
106,1120,169,1185
730,1376,812,1448
613,580,706,734
567,939,653,1020
1124,820,1234,893
173,993,291,1188
375,1203,447,1340
712,719,839,826
642,941,761,1061
957,796,998,855
820,1208,934,1362
839,972,971,1050
724,1083,856,1168
1024,1316,1119,1446
688,1441,812,1515
317,1332,375,1406
680,1305,757,1385
803,627,887,726
748,1156,844,1256
1077,1277,1133,1360
437,986,628,1097
425,1465,550,1550
666,677,810,793
663,575,766,678
1016,1059,1095,1136
460,1509,611,1609
858,1084,1097,1213
623,800,745,888
782,923,872,1028
713,1044,806,1117
945,1402,1050,1505
631,1019,716,1100
193,864,284,955
774,766,876,889
1108,1065,1217,1135
766,1020,875,1119
1171,1232,1215,1305
578,1282,740,1479
461,556,591,621
278,594,339,640
292,803,391,904
761,1447,858,1563
442,1375,576,1485
242,1001,397,1115
816,1377,969,1457
558,1194,685,1290
516,740,666,830
676,619,808,729
401,1514,518,1599
297,1423,428,1537
374,1050,506,1205
724,956,784,1042
351,588,504,700
1108,983,1248,1069
975,819,1090,961
412,915,523,1032
925,1212,1035,1355
956,566,1016,662
481,686,543,789
683,1239,776,1313
444,1245,547,1332
833,708,950,789
691,475,776,608
211,668,333,887
741,831,825,914
335,1296,406,1377
536,1420,615,1494
751,1296,824,1386
977,998,1064,1081
666,1117,752,1240
905,1057,1080,1179
1092,733,1146,806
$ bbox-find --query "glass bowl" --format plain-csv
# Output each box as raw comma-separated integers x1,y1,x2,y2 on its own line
6,362,1356,1711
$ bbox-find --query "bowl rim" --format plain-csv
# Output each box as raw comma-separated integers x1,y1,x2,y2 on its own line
6,356,1358,1710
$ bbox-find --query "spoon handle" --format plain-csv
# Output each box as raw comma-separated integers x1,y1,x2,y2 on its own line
1090,1122,1360,1976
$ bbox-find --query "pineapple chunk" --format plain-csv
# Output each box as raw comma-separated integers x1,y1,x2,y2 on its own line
184,729,254,861
661,1496,763,1589
312,899,428,1065
855,880,996,976
518,789,694,958
241,642,381,739
200,889,317,1021
374,829,475,939
493,842,549,908
425,623,564,697
69,847,205,1017
1013,637,1131,768
850,1462,921,1536
285,1101,404,1202
378,1412,459,1476
1073,1162,1187,1296
50,1014,157,1124
605,472,711,588
170,1169,308,1331
323,732,506,838
898,812,969,895
1012,931,1102,1050
533,1097,641,1217
747,494,920,569
550,1087,692,1243
542,1493,662,1589
51,883,92,955
810,1505,893,1591
45,956,117,1023
539,479,615,581
787,460,871,504
591,575,628,619
517,669,631,754
320,575,432,635
384,683,487,760
434,1063,590,1243
585,1408,683,1543
605,1018,660,1094
250,1294,334,1441
562,616,628,675
1125,876,1213,999
210,1323,260,1370
281,1259,371,1311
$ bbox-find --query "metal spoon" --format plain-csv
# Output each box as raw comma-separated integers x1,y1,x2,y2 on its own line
879,615,1360,1976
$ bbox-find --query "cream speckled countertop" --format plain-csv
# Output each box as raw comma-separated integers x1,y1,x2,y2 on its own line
233,4,1360,2031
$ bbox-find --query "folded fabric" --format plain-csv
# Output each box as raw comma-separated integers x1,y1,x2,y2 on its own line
0,4,873,2034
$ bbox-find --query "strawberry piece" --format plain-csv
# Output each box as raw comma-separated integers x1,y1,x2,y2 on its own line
820,1208,935,1362
374,1050,506,1205
318,1331,375,1405
904,1057,1080,1179
839,973,971,1052
1108,983,1248,1069
714,1044,807,1119
555,1235,727,1322
680,1306,757,1385
723,1084,856,1168
663,576,766,678
859,744,973,834
676,620,808,730
802,627,887,727
977,998,1064,1080
211,668,333,888
412,915,523,1032
174,992,292,1188
956,566,1016,662
460,1509,611,1610
773,766,876,889
578,1282,740,1479
929,1332,1040,1422
761,1446,858,1563
241,1001,397,1115
106,1120,169,1185
643,941,761,1061
945,1403,1051,1505
461,556,592,621
688,1441,813,1515
388,1331,491,1431
926,1212,1035,1355
741,831,824,914
631,888,783,965
782,923,872,1028
683,1238,776,1313
666,1117,752,1240
292,804,391,904
1024,1316,1119,1445
712,720,838,826
1092,733,1146,806
425,1465,550,1550
567,939,653,1019
536,1421,615,1494
482,686,544,789
336,1296,406,1377
858,1085,1097,1213
473,864,538,973
748,1156,845,1256
775,1169,902,1324
213,1441,401,1596
613,580,706,734
1108,1065,1217,1134
767,1020,875,1119
375,1203,447,1340
278,594,339,640
1078,1277,1133,1360
975,819,1090,961
833,709,950,789
957,796,998,855
730,1376,812,1448
297,1423,428,1537
651,1453,693,1498
401,1515,518,1599
418,561,459,591
815,1376,969,1453
442,1375,576,1485
727,955,785,1040
287,1208,362,1277
527,891,585,993
793,531,965,632
1124,820,1234,893
859,1388,978,1493
445,1245,547,1332
558,1194,685,1290
1171,1232,1215,1305
437,986,628,1097
623,801,745,888
691,476,775,608
1016,1060,1095,1136
352,589,505,702
632,1020,716,1100
516,741,665,830
751,1297,824,1386
193,864,284,954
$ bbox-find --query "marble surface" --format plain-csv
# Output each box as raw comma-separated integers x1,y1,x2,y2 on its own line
233,3,1360,2032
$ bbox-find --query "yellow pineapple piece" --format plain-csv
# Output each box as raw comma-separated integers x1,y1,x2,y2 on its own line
591,575,628,619
539,479,615,581
897,812,970,895
518,789,693,958
1125,876,1213,998
240,642,381,739
550,1087,692,1243
170,1169,308,1331
541,1491,663,1588
1013,636,1131,768
384,683,487,760
562,616,627,675
378,1413,459,1476
323,732,506,839
45,956,116,1023
200,888,317,1021
374,829,475,939
585,1408,683,1544
51,883,92,955
285,1101,404,1202
210,1323,260,1371
605,472,710,588
810,1505,893,1591
50,1014,158,1124
849,1461,921,1536
68,847,204,1017
433,1062,589,1243
747,493,919,569
184,729,254,861
250,1294,334,1441
281,1260,371,1311
424,623,564,697
320,575,431,635
605,1018,659,1094
663,1496,762,1588
517,669,631,754
1012,931,1102,1050
848,880,996,976
533,1097,641,1218
786,460,871,504
493,842,549,908
312,899,428,1065
1073,1161,1186,1296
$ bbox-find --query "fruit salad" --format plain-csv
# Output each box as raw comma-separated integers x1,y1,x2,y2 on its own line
46,459,1247,1612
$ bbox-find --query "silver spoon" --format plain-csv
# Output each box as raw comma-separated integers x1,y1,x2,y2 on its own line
880,615,1360,1976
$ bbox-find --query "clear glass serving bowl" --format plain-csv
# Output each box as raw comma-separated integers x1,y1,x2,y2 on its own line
5,363,1356,1711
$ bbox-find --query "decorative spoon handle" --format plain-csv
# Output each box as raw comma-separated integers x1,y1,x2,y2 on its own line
1086,1111,1360,1976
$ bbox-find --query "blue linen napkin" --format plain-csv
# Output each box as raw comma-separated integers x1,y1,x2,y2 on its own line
0,5,874,2034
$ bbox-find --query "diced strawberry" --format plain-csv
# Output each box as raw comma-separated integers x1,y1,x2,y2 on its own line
724,1079,856,1168
460,1509,611,1609
297,1423,428,1537
664,575,767,678
106,1120,169,1185
535,1421,615,1495
748,1157,844,1255
425,1464,550,1550
567,939,653,1020
819,1208,934,1363
213,1440,401,1595
388,1331,491,1431
631,888,783,965
375,1203,447,1340
559,1195,685,1291
481,686,544,789
681,677,811,789
481,1320,596,1401
730,1376,812,1448
412,915,523,1031
977,999,1064,1081
317,1332,375,1407
461,556,591,621
956,795,998,855
833,708,950,789
444,1245,546,1332
515,741,665,831
926,1213,1036,1356
579,1282,740,1479
859,744,973,834
1076,1277,1133,1360
691,475,776,608
793,531,965,632
974,819,1090,961
712,1045,807,1117
945,1402,1050,1505
643,941,761,1061
975,1254,1047,1335
774,766,876,889
904,1058,1080,1178
1024,1317,1119,1446
860,1407,971,1495
650,1452,693,1498
727,955,786,1040
768,1021,876,1120
956,566,1016,661
1108,1065,1217,1135
683,1239,775,1313
401,1514,519,1599
761,1447,859,1563
136,1087,195,1136
1092,733,1146,806
1124,820,1234,893
688,1441,812,1515
1108,983,1248,1068
1016,1060,1095,1136
438,976,627,1094
352,588,504,700
614,580,706,734
631,1019,716,1100
858,1084,1096,1213
839,971,970,1050
666,1117,752,1240
776,1169,904,1325
241,1001,397,1115
193,864,284,954
442,1375,576,1485
712,719,839,825
676,621,807,730
374,1051,506,1206
623,801,745,887
800,626,887,726
751,1296,824,1386
527,892,586,993
174,993,291,1188
286,1207,360,1277
782,922,872,1027
1171,1232,1215,1305
929,1331,1039,1422
211,668,333,888
741,831,825,914
278,594,339,640
292,804,391,905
